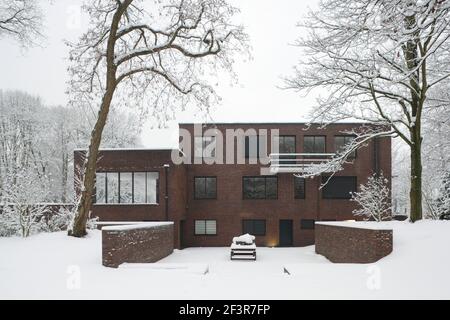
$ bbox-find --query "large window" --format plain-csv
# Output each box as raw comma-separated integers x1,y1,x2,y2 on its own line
335,135,356,159
244,135,267,159
119,172,133,204
95,172,159,204
107,172,119,204
194,177,217,199
294,176,306,199
194,136,216,159
243,176,277,199
322,176,357,199
95,173,107,204
304,136,326,154
195,220,217,235
242,220,266,236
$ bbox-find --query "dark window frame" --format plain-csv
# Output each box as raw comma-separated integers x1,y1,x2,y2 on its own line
242,219,267,236
322,176,357,199
94,171,160,204
273,135,297,153
334,135,357,159
194,219,218,236
194,176,217,200
242,176,278,200
294,176,306,199
303,135,327,154
300,219,315,230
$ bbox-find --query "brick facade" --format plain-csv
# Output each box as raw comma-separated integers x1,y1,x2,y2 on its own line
102,222,174,268
74,123,392,249
315,223,393,263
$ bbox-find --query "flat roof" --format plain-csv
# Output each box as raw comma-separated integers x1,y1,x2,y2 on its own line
179,121,372,125
74,147,176,152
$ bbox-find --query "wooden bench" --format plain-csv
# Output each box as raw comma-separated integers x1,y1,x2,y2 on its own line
230,243,257,261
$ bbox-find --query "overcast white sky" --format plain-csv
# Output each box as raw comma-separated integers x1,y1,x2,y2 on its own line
0,0,320,148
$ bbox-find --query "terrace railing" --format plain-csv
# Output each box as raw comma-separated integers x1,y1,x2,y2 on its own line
268,153,335,174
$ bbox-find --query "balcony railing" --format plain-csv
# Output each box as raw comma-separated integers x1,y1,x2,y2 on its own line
268,153,335,174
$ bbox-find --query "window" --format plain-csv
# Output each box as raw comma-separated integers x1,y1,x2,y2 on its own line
195,220,217,235
242,220,266,236
294,176,306,199
95,173,107,204
322,176,357,199
146,172,159,204
301,219,315,230
120,172,133,204
273,135,296,164
244,135,267,159
133,172,146,203
95,172,159,204
107,172,119,204
335,135,356,159
194,136,216,158
274,135,296,153
194,177,217,199
304,136,326,154
243,176,278,199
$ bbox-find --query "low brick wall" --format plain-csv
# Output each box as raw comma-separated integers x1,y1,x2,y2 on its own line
315,223,393,263
102,222,174,268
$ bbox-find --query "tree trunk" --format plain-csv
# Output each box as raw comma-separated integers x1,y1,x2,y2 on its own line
68,1,128,237
410,128,423,222
68,88,116,237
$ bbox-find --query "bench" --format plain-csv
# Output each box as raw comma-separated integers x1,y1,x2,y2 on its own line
230,234,257,261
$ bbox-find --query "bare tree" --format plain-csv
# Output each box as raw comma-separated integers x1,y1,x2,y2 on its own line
0,0,43,47
285,0,450,222
67,0,248,237
351,173,392,222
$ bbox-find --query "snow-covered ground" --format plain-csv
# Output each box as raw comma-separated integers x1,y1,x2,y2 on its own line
1,221,450,299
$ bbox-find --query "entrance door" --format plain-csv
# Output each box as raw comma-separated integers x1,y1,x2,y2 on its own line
279,220,293,246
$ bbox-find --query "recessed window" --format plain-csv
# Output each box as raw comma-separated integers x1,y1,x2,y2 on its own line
242,219,266,236
194,177,217,199
95,172,159,204
294,176,306,199
322,176,357,199
335,135,356,159
304,136,326,154
195,220,217,235
194,136,216,159
243,176,277,199
301,219,315,230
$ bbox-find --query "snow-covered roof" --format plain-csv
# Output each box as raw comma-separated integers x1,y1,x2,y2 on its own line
74,147,177,152
315,221,394,230
102,222,173,231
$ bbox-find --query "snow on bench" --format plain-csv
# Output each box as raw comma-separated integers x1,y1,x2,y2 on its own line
230,234,257,261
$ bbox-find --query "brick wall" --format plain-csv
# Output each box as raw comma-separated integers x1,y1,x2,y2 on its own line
315,223,393,263
102,222,174,268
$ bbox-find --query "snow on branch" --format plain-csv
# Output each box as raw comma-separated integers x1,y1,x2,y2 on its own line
295,124,393,180
0,0,43,48
285,0,450,146
67,0,249,124
351,172,392,222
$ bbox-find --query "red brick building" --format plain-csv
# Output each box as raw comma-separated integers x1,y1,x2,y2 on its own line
74,123,391,248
